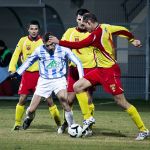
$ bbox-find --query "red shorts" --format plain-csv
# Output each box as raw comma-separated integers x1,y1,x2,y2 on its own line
18,71,39,95
67,67,96,93
84,64,124,95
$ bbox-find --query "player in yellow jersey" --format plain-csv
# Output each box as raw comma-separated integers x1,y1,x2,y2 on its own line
9,20,61,131
58,9,96,135
50,13,149,140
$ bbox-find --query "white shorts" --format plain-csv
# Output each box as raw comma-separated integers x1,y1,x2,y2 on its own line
34,76,67,98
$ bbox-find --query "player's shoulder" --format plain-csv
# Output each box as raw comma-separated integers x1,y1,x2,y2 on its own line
18,36,28,43
20,36,28,40
58,45,71,53
64,27,76,33
100,23,111,28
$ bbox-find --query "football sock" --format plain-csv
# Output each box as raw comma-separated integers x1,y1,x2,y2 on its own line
15,104,25,126
126,105,147,132
76,92,91,120
65,111,74,126
49,105,61,127
89,103,95,116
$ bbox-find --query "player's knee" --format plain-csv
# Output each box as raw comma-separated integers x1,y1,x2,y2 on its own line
73,83,81,93
19,95,27,105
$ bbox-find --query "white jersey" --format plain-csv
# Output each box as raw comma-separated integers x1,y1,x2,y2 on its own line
17,44,84,79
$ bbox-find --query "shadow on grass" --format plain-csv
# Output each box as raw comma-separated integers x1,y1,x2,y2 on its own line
23,124,57,133
93,127,127,137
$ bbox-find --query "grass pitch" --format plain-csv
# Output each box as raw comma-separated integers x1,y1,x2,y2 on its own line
0,99,150,150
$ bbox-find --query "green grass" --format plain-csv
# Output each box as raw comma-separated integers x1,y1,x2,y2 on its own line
0,99,150,150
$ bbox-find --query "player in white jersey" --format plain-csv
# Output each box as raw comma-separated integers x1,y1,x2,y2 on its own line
9,32,84,132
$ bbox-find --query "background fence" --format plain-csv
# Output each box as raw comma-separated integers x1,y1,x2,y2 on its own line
0,0,149,100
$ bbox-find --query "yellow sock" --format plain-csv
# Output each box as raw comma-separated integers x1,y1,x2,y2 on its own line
76,92,91,120
89,103,95,116
126,105,147,132
15,104,25,126
49,105,61,127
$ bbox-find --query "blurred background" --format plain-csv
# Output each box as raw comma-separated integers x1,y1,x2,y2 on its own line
0,0,149,100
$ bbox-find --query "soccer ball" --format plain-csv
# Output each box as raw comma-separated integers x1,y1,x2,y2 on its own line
68,124,83,138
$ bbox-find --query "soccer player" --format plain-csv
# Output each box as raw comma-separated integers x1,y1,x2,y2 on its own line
9,20,61,131
49,13,149,140
60,9,96,134
9,32,84,131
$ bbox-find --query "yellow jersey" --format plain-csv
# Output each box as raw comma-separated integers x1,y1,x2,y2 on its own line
60,24,135,68
62,27,96,68
9,36,43,72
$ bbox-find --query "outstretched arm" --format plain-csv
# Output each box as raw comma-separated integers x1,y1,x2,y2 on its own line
49,34,95,49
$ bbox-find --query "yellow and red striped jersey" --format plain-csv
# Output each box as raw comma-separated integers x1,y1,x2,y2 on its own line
62,27,96,68
9,36,43,72
60,24,135,68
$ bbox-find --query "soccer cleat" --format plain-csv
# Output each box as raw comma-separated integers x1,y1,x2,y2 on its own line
135,130,150,140
22,117,33,130
12,125,22,131
57,126,64,134
82,117,95,134
58,121,68,134
83,128,93,137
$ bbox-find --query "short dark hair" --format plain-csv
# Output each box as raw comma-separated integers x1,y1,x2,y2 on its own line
43,32,54,42
83,13,98,23
27,20,40,29
76,8,89,16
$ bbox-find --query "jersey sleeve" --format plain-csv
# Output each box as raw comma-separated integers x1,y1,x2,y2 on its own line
8,38,23,72
65,47,84,78
59,33,95,49
106,24,135,41
17,48,39,75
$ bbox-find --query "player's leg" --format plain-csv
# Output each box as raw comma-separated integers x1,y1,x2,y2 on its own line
13,94,27,130
56,89,74,127
114,93,149,140
23,94,41,130
104,64,149,140
60,92,76,133
74,78,95,133
47,96,61,128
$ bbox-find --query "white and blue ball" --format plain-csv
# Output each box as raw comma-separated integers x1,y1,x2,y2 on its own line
68,124,83,138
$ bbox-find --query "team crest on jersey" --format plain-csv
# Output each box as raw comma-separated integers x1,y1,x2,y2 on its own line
110,84,116,92
26,45,31,50
74,36,79,42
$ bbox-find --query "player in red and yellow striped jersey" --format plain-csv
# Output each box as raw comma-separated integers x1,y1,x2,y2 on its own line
9,20,61,131
49,13,149,140
60,9,96,133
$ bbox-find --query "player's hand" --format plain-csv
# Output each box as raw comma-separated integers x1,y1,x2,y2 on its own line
49,36,59,44
131,39,142,47
7,72,20,80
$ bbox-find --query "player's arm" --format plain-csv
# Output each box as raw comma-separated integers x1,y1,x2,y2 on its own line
65,48,84,78
108,24,135,41
108,24,142,47
16,49,39,75
49,34,95,49
8,39,23,73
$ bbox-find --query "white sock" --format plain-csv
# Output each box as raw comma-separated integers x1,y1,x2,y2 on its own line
65,111,74,126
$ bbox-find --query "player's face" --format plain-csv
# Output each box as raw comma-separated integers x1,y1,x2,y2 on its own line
45,40,55,51
28,25,39,37
76,15,86,30
82,21,93,33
